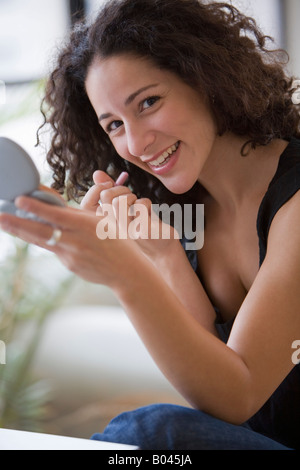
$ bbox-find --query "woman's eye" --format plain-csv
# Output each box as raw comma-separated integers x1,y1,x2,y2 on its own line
141,96,160,111
107,120,123,133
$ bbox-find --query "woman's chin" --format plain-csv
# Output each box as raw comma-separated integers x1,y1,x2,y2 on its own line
161,179,198,196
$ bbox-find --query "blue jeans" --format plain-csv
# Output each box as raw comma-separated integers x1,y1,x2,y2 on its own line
91,403,292,450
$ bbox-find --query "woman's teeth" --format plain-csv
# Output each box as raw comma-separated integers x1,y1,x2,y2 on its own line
149,142,179,167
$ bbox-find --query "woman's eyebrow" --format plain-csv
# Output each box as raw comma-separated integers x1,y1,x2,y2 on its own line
98,112,112,123
98,83,159,123
124,83,159,106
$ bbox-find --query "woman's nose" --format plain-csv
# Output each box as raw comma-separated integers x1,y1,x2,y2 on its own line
125,122,155,158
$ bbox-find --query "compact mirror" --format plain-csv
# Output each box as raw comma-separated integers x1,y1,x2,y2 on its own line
0,136,65,220
0,136,40,200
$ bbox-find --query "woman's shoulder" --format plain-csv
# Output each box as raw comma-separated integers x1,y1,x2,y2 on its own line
257,137,300,265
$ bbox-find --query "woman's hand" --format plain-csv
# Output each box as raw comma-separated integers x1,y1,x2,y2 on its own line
81,170,180,262
81,170,135,212
0,194,140,289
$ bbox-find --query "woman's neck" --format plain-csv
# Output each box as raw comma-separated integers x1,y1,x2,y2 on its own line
197,133,288,214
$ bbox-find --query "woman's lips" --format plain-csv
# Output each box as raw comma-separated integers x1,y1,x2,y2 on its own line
147,141,180,175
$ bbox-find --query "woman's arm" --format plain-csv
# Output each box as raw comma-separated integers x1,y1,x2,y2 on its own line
1,191,299,425
81,173,218,335
113,190,300,423
145,239,218,335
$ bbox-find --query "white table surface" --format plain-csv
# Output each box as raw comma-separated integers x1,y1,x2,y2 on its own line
0,428,138,450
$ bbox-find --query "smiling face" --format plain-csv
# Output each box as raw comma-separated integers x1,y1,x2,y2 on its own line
85,54,218,194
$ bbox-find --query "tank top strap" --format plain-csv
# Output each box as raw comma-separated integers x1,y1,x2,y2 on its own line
257,137,300,266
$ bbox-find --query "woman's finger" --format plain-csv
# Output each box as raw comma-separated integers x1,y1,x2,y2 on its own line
100,185,136,206
82,172,130,212
0,212,66,251
81,181,113,211
93,170,129,187
134,198,153,215
14,196,84,230
93,170,115,185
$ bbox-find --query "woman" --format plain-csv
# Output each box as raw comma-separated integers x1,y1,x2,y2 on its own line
1,0,300,449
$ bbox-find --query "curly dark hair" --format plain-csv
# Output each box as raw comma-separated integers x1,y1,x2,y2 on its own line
38,0,300,203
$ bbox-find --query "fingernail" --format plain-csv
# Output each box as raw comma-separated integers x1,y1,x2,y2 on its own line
15,196,29,210
115,172,129,186
98,181,113,188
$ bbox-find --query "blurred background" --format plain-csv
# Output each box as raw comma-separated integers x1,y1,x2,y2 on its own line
0,0,299,439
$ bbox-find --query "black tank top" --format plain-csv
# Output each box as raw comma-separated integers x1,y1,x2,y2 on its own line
183,137,300,449
249,137,300,449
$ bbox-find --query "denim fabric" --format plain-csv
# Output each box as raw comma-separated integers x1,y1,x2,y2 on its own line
91,403,292,450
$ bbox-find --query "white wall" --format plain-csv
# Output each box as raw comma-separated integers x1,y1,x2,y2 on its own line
232,0,283,47
284,0,300,77
0,0,70,82
85,0,106,17
87,0,284,46
234,0,300,78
